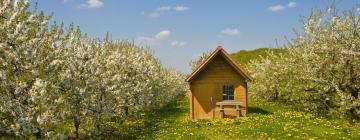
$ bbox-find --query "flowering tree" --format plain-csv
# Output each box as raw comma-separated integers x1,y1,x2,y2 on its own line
249,7,360,119
0,0,71,138
189,51,210,71
1,0,187,139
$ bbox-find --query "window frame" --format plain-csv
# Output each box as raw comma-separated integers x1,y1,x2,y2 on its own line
222,84,234,100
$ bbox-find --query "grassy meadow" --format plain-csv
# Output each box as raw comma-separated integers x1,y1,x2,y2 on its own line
114,97,360,140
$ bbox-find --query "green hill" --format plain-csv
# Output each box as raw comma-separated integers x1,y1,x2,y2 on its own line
231,48,286,66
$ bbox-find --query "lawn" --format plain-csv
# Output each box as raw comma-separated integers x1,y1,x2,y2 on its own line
115,96,360,140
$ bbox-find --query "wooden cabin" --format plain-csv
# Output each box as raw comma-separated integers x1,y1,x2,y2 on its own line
186,46,253,119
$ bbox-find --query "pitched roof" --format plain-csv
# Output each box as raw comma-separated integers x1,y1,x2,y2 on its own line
186,46,253,82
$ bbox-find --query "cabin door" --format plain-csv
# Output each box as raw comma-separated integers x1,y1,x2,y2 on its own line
194,83,216,119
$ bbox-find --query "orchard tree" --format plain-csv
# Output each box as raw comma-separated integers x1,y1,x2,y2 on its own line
189,51,210,71
0,0,70,138
0,0,188,139
249,6,360,119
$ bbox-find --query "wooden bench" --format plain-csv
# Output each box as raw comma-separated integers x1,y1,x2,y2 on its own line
216,101,242,118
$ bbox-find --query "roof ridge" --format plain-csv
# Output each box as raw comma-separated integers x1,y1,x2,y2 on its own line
186,46,253,82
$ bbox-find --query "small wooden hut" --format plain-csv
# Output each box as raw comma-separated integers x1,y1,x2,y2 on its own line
186,46,253,119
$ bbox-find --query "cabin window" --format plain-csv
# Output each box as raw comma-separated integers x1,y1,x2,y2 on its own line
223,85,234,100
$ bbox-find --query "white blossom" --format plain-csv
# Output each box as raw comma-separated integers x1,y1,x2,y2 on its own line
249,7,360,118
0,0,187,138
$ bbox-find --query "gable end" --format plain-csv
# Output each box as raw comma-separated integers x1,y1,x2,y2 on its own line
186,46,253,82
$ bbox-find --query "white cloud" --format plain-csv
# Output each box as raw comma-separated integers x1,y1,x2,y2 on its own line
288,2,297,8
221,28,240,36
268,2,297,12
171,41,187,47
135,30,171,46
149,5,189,17
157,6,172,11
135,37,155,44
267,5,286,12
173,6,189,11
79,0,103,8
155,30,171,39
150,12,161,17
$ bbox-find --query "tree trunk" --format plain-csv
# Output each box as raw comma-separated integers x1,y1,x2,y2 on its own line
273,89,279,101
95,92,104,136
349,64,359,119
124,98,129,118
350,89,359,119
74,114,80,139
35,128,42,140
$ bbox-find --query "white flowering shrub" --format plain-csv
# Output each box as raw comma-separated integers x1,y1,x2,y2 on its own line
57,33,187,138
249,7,360,119
189,51,210,71
0,0,70,138
0,0,187,139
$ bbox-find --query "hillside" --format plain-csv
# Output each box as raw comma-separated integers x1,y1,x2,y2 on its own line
231,48,286,66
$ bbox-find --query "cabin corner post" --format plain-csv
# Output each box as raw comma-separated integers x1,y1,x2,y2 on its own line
189,82,195,119
191,93,194,119
245,82,248,116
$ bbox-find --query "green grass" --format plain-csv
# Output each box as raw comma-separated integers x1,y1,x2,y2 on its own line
116,97,360,140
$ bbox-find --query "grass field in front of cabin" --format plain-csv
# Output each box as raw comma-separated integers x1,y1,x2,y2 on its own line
115,96,360,140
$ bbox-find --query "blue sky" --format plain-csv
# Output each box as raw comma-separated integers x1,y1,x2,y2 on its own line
33,0,358,73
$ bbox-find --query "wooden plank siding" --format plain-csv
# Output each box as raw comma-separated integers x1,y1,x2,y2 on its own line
189,54,248,119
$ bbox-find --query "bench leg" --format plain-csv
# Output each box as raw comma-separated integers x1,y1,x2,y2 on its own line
220,105,224,118
236,105,240,118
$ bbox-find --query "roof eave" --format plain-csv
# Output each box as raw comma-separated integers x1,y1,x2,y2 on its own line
186,46,253,82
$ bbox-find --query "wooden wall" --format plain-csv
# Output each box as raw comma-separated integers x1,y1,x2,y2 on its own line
189,54,248,119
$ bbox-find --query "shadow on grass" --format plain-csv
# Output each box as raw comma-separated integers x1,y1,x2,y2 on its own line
114,96,188,139
248,107,273,115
